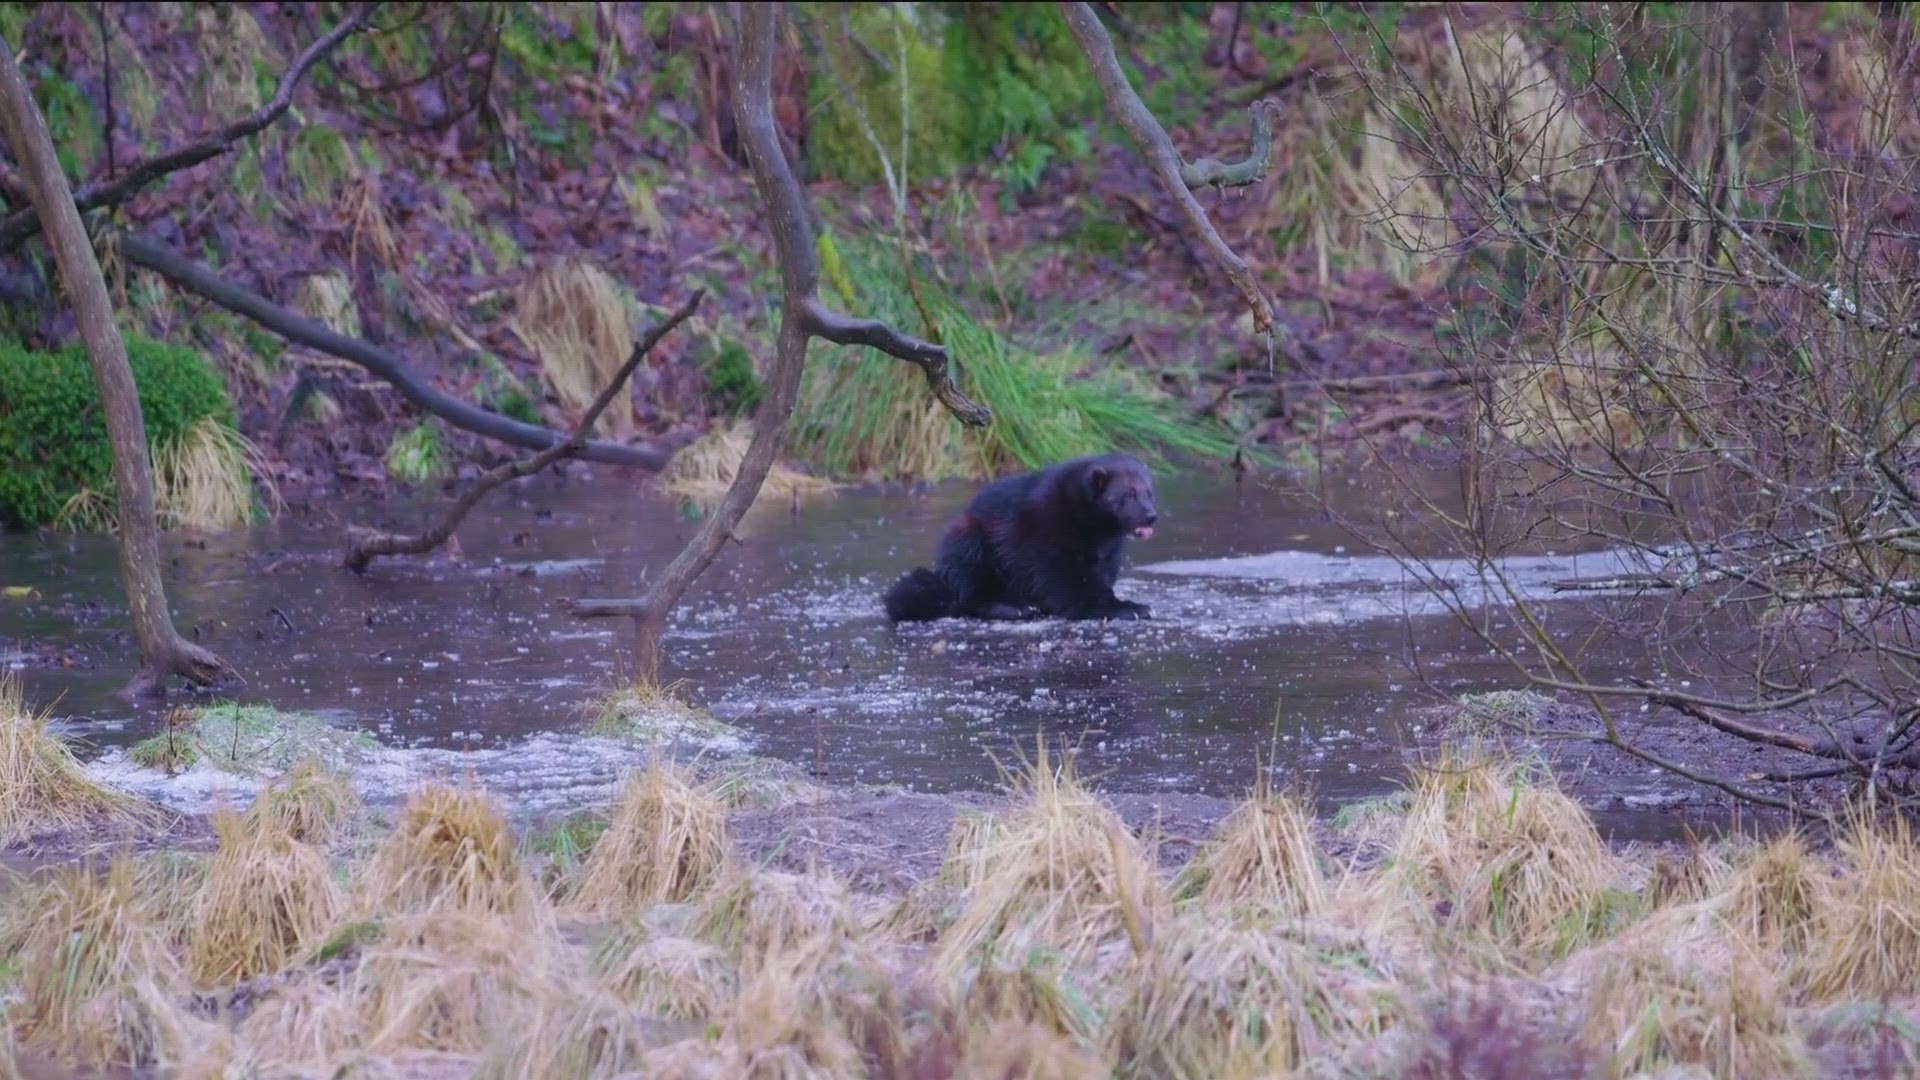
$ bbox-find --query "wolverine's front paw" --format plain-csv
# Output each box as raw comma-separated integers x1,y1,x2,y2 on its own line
1109,600,1152,621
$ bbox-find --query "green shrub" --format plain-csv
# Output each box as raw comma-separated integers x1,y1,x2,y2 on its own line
700,335,762,416
383,420,449,483
0,336,235,530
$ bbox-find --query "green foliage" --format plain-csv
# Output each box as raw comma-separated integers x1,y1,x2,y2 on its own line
0,336,235,530
284,123,358,207
789,238,1241,482
475,352,540,425
383,420,448,484
698,334,761,417
804,3,1101,185
31,65,100,177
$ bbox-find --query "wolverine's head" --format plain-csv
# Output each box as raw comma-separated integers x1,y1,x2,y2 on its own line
1084,455,1158,539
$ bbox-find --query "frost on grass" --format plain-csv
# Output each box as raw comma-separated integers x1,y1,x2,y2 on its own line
125,702,377,779
1448,689,1555,740
584,682,751,756
0,675,153,845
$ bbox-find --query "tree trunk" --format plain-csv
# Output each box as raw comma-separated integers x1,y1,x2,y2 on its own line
0,41,238,698
567,4,988,680
626,3,814,683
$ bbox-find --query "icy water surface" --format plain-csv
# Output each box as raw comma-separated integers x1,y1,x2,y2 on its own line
1,460,1688,828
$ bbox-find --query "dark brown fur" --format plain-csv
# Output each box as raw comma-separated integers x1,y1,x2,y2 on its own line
882,454,1158,622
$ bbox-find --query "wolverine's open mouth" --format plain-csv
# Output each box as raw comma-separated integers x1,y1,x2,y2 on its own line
1133,526,1154,539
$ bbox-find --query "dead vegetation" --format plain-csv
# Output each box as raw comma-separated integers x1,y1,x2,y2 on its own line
0,674,153,844
8,732,1920,1077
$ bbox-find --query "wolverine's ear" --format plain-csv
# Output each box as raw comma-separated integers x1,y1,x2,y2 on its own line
1086,466,1109,494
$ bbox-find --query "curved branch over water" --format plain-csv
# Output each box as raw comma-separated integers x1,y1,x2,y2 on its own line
344,291,704,572
117,232,673,470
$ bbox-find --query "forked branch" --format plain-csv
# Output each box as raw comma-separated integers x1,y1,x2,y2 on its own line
117,232,672,470
0,4,380,249
567,3,991,683
1059,1,1318,389
343,291,705,573
799,299,993,426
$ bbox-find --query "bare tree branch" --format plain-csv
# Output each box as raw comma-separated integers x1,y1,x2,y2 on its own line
567,3,992,683
798,299,992,426
344,291,705,573
1059,1,1320,389
1179,99,1279,191
0,4,380,250
116,231,673,470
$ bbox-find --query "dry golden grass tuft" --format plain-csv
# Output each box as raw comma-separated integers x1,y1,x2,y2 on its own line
568,757,729,914
721,944,868,1080
0,675,153,844
938,808,1007,891
1648,838,1736,908
185,805,344,986
691,866,861,972
4,857,195,1070
1719,828,1832,956
936,744,1164,981
961,1018,1109,1079
1177,780,1324,917
293,271,362,337
243,756,362,846
153,416,279,532
1800,809,1920,1001
595,924,738,1022
657,421,840,513
1390,743,1624,956
351,909,563,1055
1110,916,1400,1078
472,983,659,1079
229,976,364,1075
511,259,637,438
363,781,540,921
1580,943,1809,1078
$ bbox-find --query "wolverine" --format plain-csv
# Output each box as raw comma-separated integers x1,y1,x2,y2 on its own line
882,453,1158,623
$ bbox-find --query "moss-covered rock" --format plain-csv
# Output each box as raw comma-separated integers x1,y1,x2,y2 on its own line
0,336,235,530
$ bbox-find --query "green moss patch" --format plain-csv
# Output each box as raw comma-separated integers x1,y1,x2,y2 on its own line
0,336,236,530
127,702,377,778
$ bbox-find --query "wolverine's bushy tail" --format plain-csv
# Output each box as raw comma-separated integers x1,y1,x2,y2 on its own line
882,567,955,622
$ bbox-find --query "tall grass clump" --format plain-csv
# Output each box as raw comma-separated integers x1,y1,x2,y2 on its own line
567,758,729,913
0,675,150,844
1388,743,1624,957
1718,829,1832,957
1109,916,1398,1078
1799,809,1920,1001
1580,946,1809,1078
363,782,540,921
152,415,279,530
594,924,737,1022
657,420,838,512
690,867,861,974
1174,779,1324,917
185,806,343,986
242,756,361,846
510,259,636,438
5,858,193,1069
933,743,1162,1038
351,909,561,1055
789,238,1239,482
